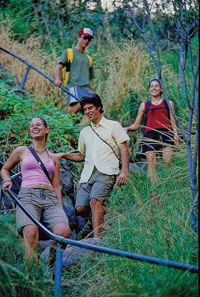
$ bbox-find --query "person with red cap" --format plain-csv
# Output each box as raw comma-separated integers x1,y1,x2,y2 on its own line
54,28,94,114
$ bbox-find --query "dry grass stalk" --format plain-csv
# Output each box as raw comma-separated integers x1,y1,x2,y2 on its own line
103,41,151,114
0,22,60,100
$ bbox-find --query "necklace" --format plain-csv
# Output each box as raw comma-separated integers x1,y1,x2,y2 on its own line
151,98,163,105
32,144,46,155
35,148,46,155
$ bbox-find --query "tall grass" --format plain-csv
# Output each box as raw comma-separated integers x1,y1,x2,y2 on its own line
99,41,181,124
60,146,197,296
0,18,60,101
0,18,182,118
0,213,54,297
0,16,197,297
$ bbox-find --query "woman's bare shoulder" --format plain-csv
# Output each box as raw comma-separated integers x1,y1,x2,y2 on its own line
11,146,27,155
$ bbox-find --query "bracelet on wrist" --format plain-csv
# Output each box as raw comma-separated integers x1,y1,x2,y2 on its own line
2,180,12,184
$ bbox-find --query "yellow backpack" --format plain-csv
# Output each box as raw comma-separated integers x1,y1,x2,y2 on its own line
62,48,93,87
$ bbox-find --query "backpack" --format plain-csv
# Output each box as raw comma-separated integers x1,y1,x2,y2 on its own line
143,99,170,133
62,48,93,87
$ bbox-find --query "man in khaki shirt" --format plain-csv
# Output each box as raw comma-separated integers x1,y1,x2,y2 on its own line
61,94,129,238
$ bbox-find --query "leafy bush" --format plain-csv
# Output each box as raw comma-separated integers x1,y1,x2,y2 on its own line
0,71,81,154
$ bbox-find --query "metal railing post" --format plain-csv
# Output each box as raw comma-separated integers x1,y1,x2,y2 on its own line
20,65,30,89
0,46,80,101
2,177,198,295
54,243,64,297
5,189,199,274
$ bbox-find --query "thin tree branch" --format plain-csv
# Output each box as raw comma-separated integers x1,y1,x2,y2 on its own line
188,37,195,79
143,32,160,74
186,51,199,141
123,0,145,33
191,78,199,192
143,0,161,76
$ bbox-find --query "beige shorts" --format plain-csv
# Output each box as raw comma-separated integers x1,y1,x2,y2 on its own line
16,188,69,233
75,168,116,208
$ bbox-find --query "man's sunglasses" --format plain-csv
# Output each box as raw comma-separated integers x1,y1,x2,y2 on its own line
83,36,93,41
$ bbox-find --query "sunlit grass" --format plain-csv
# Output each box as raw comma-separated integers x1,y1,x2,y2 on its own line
0,16,198,297
0,18,59,102
62,149,197,296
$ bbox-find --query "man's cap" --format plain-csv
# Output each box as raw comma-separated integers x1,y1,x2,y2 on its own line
78,28,94,38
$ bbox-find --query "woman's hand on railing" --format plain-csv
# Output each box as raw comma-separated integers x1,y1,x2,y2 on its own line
1,180,12,191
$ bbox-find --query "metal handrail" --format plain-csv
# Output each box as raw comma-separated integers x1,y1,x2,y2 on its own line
3,189,198,296
0,46,80,101
0,46,198,295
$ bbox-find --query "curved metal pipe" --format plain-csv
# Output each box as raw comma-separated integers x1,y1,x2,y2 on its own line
5,189,198,274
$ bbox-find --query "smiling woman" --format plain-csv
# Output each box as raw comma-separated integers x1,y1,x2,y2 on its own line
0,116,70,268
124,78,179,183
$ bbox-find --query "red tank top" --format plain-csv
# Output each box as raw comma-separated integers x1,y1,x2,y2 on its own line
144,100,172,133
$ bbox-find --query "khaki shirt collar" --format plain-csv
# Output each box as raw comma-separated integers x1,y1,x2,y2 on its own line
90,116,107,128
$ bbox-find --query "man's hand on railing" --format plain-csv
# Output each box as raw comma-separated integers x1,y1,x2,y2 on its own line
54,78,62,87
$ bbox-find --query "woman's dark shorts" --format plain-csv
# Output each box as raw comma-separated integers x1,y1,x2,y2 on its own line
142,129,174,153
16,188,69,233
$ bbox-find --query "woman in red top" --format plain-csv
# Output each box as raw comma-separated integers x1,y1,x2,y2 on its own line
124,78,179,182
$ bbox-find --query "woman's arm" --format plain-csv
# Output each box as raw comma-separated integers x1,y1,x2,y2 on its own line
1,146,25,191
124,102,145,133
169,101,179,146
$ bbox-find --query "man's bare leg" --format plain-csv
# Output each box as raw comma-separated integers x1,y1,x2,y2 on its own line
68,103,81,114
90,198,104,238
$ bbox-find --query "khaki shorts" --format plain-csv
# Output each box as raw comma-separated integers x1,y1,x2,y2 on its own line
16,188,69,233
75,168,116,208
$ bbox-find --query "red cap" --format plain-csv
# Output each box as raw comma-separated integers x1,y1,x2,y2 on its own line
78,28,94,38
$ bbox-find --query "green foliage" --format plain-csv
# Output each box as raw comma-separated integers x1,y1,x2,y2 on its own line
0,214,54,297
0,2,198,296
0,0,35,41
60,153,198,296
0,73,81,154
0,0,106,52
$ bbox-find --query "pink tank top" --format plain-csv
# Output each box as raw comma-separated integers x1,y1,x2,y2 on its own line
21,149,55,188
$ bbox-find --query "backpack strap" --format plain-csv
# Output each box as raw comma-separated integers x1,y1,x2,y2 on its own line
145,99,170,118
144,99,151,114
143,100,151,131
162,99,170,120
90,124,122,169
143,99,171,134
63,48,74,87
63,49,92,87
87,55,93,68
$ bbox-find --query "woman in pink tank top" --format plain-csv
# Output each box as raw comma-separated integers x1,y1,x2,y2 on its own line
1,116,70,267
124,78,179,183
